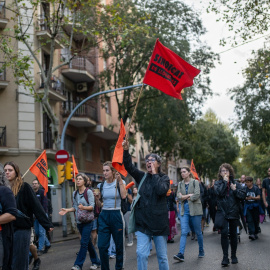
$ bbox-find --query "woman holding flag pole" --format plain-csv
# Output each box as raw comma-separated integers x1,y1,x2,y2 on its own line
3,161,53,270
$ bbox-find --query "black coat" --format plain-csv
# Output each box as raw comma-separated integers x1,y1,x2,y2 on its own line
214,177,246,220
123,150,170,236
0,186,17,270
14,182,53,231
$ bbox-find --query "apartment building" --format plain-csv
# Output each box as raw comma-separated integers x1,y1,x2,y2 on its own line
0,1,123,225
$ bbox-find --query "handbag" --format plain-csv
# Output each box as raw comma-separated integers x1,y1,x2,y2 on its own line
77,209,94,223
214,210,225,229
128,173,147,234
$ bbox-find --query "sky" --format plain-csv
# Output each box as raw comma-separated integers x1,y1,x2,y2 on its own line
184,0,269,124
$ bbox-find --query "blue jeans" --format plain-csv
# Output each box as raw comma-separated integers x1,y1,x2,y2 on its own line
74,222,101,268
34,219,50,250
12,229,31,270
136,231,169,270
108,235,116,256
179,203,204,255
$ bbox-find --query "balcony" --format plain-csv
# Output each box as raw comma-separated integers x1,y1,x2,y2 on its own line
37,75,67,102
62,56,95,83
0,2,8,29
35,16,65,49
0,62,8,88
62,102,98,127
0,126,6,147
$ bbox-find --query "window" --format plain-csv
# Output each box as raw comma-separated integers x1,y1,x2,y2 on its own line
86,142,93,161
100,147,105,163
65,135,76,156
105,97,110,114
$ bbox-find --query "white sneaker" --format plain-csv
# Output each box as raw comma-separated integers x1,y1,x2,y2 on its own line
109,255,116,259
90,265,100,269
127,242,133,247
71,266,81,270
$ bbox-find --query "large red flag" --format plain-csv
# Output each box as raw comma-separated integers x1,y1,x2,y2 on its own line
112,119,128,177
72,155,79,183
143,39,200,100
29,150,48,195
190,159,199,180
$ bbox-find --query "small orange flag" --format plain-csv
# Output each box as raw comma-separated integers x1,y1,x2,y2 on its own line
29,150,48,195
72,155,79,183
190,159,199,180
112,119,128,177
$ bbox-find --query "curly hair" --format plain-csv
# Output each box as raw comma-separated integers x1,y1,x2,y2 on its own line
0,171,8,186
217,163,235,180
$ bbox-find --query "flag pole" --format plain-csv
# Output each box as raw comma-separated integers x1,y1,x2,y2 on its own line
22,168,30,179
126,83,144,141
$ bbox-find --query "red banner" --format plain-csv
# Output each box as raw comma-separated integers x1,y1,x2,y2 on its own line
190,159,199,180
112,119,128,177
29,150,48,195
143,39,200,100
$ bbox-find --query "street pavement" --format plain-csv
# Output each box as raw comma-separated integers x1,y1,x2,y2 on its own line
36,220,270,270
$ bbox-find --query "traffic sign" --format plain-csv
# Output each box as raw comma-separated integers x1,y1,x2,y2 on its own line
55,150,69,164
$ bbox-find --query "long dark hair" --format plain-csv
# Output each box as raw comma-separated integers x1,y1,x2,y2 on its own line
4,161,23,196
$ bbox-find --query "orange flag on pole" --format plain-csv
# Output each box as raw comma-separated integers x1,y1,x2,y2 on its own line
29,150,48,195
190,159,199,180
72,155,79,183
112,119,128,177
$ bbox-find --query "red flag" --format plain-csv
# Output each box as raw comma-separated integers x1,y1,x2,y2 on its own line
29,150,48,195
112,119,128,177
72,155,79,183
143,39,200,100
190,159,199,180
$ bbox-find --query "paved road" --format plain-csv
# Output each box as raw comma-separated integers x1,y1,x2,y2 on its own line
37,220,270,270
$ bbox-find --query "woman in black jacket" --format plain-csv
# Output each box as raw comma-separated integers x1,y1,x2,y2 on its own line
122,139,170,270
0,171,17,270
4,161,53,270
214,163,245,267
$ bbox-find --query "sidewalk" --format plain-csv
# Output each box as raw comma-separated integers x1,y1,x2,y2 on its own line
50,226,79,244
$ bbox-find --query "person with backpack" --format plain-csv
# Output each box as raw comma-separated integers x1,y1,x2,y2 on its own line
173,167,204,262
97,161,126,270
122,140,170,270
59,173,100,270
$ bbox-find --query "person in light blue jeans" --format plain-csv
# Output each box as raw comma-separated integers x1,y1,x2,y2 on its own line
174,167,204,262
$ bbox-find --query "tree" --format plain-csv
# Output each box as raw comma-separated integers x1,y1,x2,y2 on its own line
207,0,270,46
190,111,240,179
98,0,218,158
229,48,270,147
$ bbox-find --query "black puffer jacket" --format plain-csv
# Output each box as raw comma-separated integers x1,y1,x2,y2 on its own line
214,177,246,219
123,150,170,236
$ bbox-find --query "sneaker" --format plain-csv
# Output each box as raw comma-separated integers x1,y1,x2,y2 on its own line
198,251,205,258
33,258,41,270
249,234,256,240
44,245,51,254
109,255,116,259
90,265,100,269
71,266,81,270
167,239,174,243
173,253,184,262
127,241,133,247
221,256,230,266
231,256,238,264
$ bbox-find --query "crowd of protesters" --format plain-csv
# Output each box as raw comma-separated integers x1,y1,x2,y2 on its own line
1,152,270,270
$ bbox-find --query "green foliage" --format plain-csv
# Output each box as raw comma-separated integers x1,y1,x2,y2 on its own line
229,48,270,147
207,0,270,46
233,144,270,179
190,115,240,179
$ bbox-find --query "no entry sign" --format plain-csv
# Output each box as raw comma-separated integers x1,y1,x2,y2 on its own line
55,150,69,164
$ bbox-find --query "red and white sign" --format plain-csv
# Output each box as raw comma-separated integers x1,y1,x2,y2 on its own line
55,150,69,164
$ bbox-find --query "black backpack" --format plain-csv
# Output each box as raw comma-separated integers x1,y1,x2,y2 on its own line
99,181,128,215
